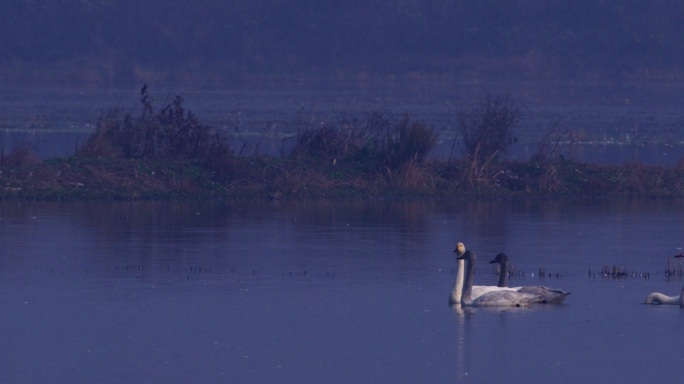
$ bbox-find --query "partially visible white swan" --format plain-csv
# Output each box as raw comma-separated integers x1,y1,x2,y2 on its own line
449,243,516,304
458,250,545,307
488,253,570,304
645,284,684,306
449,254,465,305
645,253,684,306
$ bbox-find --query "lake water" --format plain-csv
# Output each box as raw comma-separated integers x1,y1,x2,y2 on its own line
2,199,684,383
2,79,684,164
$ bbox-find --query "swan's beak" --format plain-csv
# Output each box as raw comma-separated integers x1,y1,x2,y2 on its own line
488,258,497,264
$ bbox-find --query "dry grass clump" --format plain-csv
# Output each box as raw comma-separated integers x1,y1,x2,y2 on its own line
1,145,41,167
77,85,232,171
290,110,437,179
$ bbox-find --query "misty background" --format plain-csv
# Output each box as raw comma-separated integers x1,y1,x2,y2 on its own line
2,1,684,163
2,1,683,88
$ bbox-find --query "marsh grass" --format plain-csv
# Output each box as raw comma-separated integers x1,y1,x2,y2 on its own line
1,144,41,167
77,85,232,169
290,110,437,183
2,89,684,200
597,265,648,279
665,256,684,278
588,257,684,280
452,92,522,188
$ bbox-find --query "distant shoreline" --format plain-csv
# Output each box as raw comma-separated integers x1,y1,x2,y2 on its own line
1,156,683,201
4,81,684,166
2,83,683,201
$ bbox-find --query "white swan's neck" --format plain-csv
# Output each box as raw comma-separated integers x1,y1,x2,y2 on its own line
449,259,465,304
645,292,681,305
645,283,684,306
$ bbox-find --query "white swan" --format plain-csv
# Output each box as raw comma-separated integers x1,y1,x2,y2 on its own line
458,250,545,307
645,284,684,306
449,243,516,304
643,253,684,306
449,254,465,304
488,253,570,304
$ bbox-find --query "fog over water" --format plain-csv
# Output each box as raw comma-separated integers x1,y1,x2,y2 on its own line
2,79,684,164
3,2,684,85
3,2,684,163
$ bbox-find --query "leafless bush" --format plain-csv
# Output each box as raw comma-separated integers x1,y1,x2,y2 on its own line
383,113,437,170
77,108,124,158
1,144,41,166
455,92,521,163
290,110,437,173
290,111,367,161
452,92,522,186
532,122,586,163
78,85,232,167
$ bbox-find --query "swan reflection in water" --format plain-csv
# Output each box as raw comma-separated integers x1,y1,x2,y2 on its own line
448,243,568,380
450,288,546,381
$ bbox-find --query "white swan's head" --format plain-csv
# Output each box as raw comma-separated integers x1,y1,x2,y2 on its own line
489,253,509,265
454,242,466,256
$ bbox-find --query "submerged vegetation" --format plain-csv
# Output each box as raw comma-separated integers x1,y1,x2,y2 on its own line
1,88,684,201
587,254,684,280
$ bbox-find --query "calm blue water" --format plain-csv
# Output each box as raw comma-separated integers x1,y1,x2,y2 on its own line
1,199,683,383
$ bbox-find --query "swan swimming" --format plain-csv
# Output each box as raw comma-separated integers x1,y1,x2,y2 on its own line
449,243,516,304
644,287,684,306
457,250,545,307
488,253,570,304
645,253,684,306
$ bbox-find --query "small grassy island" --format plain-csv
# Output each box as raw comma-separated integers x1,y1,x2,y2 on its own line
2,89,683,201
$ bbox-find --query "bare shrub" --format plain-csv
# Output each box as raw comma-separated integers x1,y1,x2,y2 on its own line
78,85,232,167
290,110,437,174
532,122,586,163
290,112,367,162
453,92,522,186
391,157,433,191
455,92,521,163
383,113,437,170
77,108,124,158
2,144,41,166
538,162,562,193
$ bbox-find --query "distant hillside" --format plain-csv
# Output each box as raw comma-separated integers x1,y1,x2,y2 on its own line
2,1,683,86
